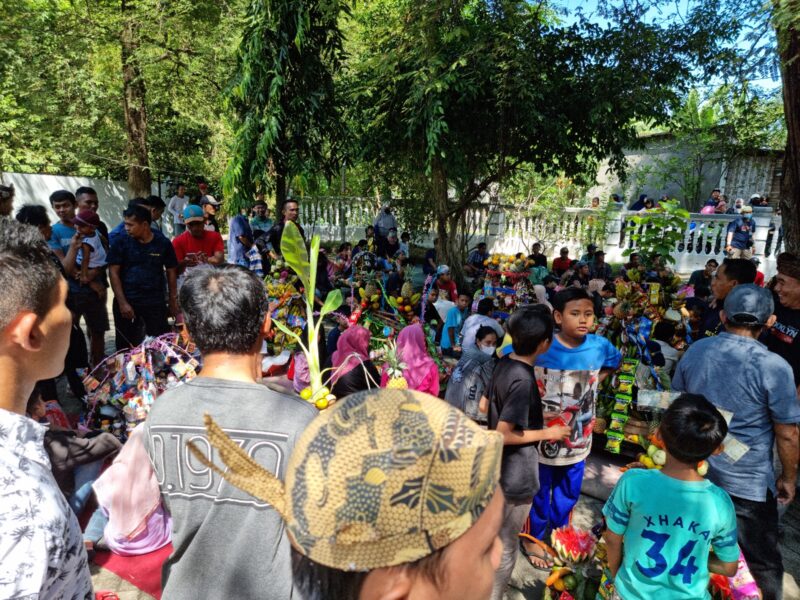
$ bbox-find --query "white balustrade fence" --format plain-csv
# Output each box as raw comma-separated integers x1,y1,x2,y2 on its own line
299,196,782,277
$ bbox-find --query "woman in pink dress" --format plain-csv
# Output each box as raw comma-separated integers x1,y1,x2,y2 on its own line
380,323,440,396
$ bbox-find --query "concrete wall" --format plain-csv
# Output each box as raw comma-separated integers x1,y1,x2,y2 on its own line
2,171,161,229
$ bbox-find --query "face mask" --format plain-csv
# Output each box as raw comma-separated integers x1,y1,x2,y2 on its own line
742,214,751,220
480,345,496,356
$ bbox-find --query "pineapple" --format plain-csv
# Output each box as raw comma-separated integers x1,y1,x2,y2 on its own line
401,281,413,300
384,341,408,389
364,281,378,299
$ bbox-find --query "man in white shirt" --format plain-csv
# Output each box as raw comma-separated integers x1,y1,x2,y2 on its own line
167,183,190,236
0,219,93,599
462,297,505,351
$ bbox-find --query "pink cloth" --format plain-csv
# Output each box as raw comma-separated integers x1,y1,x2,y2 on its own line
93,426,167,552
104,506,172,557
381,324,440,395
292,352,311,393
331,325,371,383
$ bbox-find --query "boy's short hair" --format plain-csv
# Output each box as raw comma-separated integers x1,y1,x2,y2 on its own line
552,287,592,313
653,321,676,342
507,304,553,355
476,297,494,316
123,205,153,224
16,204,50,228
49,190,76,206
143,195,166,209
0,219,62,330
721,258,756,285
659,394,727,464
179,265,269,355
75,186,97,197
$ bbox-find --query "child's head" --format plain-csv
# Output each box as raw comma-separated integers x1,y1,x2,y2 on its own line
659,394,727,465
506,304,553,357
552,287,594,338
476,297,494,316
73,210,100,237
456,292,471,310
600,283,615,298
653,320,676,343
427,288,439,303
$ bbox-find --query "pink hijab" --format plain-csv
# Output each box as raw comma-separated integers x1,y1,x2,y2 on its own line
394,324,437,391
331,325,371,383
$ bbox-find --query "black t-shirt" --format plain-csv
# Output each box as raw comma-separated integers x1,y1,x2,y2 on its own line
267,220,306,254
106,233,178,304
699,301,723,339
487,356,543,500
529,254,547,268
763,297,800,386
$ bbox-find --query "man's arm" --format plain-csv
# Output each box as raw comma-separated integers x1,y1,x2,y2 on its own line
775,422,799,505
603,529,623,578
109,264,134,319
208,250,224,265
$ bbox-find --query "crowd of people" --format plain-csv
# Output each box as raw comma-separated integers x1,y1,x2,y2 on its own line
0,181,799,600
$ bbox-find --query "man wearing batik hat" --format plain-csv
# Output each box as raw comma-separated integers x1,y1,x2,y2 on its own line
190,389,505,600
764,252,800,395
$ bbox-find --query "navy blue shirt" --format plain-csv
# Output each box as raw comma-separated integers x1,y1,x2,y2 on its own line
107,233,177,304
726,217,755,249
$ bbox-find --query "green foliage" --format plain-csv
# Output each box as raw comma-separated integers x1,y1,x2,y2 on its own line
222,0,349,213
274,221,342,395
623,200,690,265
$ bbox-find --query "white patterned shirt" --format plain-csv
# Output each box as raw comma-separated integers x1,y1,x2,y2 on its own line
0,408,93,599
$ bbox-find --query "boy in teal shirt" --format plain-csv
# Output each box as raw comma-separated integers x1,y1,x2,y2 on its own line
603,394,739,599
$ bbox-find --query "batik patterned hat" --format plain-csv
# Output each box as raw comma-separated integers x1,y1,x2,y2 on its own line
190,389,502,571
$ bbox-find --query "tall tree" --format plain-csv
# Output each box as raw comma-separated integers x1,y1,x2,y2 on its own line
347,0,734,283
222,0,349,212
775,1,800,253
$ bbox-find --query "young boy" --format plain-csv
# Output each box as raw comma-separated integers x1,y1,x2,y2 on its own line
524,287,622,566
484,304,571,600
73,210,108,298
0,218,93,598
603,394,739,599
48,189,78,262
441,292,471,356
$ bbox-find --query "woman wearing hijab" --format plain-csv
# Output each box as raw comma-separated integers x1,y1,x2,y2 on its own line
444,325,498,423
381,323,440,396
329,325,380,398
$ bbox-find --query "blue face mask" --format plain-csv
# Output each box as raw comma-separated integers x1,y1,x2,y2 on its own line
742,214,752,220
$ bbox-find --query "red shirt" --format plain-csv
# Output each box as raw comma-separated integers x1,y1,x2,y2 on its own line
755,270,765,287
437,279,458,302
172,230,224,263
552,256,572,275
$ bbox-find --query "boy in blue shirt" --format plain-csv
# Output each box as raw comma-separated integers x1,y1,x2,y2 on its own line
47,190,78,261
603,394,739,599
523,287,622,567
441,292,470,357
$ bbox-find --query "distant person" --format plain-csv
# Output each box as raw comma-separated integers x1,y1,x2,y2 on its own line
48,190,78,262
201,196,220,233
579,243,598,265
266,199,305,258
462,297,504,351
620,252,644,281
445,325,498,423
727,197,744,214
107,205,178,350
435,264,458,302
704,188,722,207
589,251,612,281
0,182,14,216
465,242,490,276
609,193,625,209
249,201,273,232
552,247,572,276
377,227,401,259
764,253,800,392
589,196,600,208
528,242,547,268
726,205,755,259
328,325,380,397
197,177,216,206
108,197,167,245
629,193,648,211
423,239,438,275
441,292,471,356
172,205,224,284
689,258,718,290
75,186,110,242
373,203,397,244
167,183,190,235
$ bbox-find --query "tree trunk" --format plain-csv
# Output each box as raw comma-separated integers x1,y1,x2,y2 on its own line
120,0,151,197
431,158,468,288
778,8,800,254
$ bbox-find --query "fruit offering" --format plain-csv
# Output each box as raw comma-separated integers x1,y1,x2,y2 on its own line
551,526,597,564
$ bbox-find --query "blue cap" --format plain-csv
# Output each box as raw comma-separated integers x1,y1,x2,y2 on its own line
723,284,774,326
183,204,205,223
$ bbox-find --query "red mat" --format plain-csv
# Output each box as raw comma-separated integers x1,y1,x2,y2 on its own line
93,544,171,599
